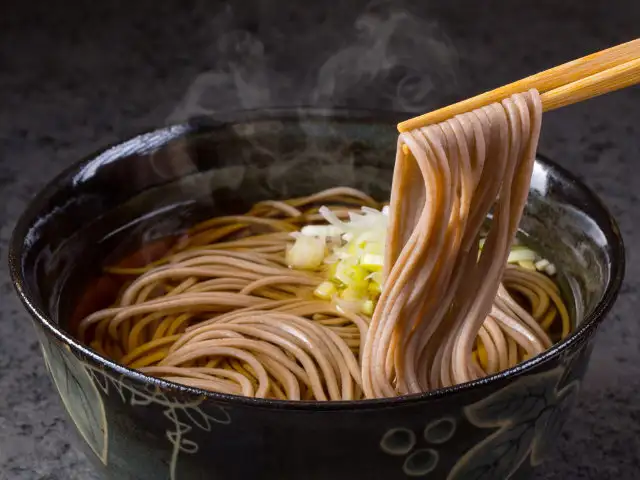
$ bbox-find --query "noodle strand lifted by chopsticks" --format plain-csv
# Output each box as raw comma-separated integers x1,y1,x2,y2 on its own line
77,90,569,401
362,89,545,397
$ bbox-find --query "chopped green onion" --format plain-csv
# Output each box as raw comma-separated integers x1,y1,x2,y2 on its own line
314,281,337,300
333,260,368,287
341,286,364,302
518,260,537,271
286,235,326,270
368,272,383,295
291,208,557,318
361,300,375,316
507,249,537,263
535,259,550,270
361,253,384,271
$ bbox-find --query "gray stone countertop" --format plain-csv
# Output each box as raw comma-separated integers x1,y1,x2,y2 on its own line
1,0,639,478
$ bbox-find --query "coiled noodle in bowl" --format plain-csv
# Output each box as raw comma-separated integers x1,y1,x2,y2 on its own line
75,90,571,401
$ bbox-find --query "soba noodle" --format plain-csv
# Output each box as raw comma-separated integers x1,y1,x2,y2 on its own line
76,89,570,400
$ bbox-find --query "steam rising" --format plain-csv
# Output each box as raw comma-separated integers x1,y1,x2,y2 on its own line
81,3,462,289
168,2,459,121
151,2,460,215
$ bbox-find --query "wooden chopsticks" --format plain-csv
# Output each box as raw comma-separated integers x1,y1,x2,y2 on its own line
398,38,640,132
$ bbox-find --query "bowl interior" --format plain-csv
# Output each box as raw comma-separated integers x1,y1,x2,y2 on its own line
10,109,624,396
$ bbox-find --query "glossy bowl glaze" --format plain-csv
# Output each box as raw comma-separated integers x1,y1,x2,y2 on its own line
9,109,624,480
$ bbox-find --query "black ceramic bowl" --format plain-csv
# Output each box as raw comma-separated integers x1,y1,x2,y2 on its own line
9,109,624,480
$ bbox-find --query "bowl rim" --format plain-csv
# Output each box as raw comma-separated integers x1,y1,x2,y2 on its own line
8,107,626,411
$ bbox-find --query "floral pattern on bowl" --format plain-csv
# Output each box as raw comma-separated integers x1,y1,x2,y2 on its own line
39,332,109,465
380,342,591,479
381,416,457,476
38,332,231,480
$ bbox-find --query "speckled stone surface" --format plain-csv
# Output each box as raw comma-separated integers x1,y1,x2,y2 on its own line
1,0,639,478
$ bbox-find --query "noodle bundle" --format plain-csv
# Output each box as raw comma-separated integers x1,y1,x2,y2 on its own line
363,89,547,397
76,89,570,400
